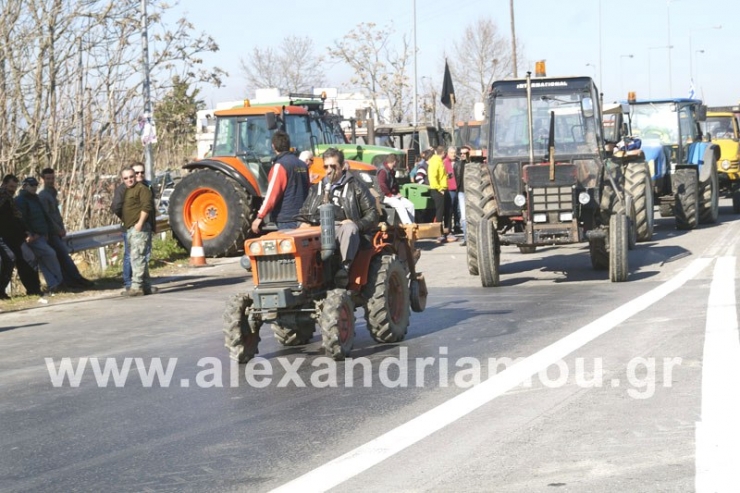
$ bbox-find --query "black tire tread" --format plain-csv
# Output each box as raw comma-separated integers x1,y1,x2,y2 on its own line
624,162,654,241
364,255,410,343
320,289,355,361
673,169,699,230
223,293,260,363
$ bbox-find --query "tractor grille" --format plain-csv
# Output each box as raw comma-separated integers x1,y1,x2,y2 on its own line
255,255,298,284
531,186,574,212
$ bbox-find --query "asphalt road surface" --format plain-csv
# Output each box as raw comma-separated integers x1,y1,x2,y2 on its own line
1,202,739,493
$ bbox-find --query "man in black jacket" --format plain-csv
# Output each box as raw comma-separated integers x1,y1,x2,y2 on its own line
454,146,470,246
296,148,379,287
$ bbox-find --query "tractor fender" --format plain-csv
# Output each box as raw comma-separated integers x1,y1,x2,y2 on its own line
698,144,719,183
183,159,260,198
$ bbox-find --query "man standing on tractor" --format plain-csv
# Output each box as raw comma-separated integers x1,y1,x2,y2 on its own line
296,148,379,287
251,130,309,233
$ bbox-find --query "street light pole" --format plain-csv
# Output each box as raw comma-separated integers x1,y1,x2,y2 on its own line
619,54,634,98
510,0,518,77
689,25,721,83
140,0,154,183
412,0,418,126
666,0,673,96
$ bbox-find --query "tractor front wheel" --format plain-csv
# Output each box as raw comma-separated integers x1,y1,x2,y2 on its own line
364,255,411,343
609,213,629,282
169,169,253,257
478,217,501,287
320,289,355,361
223,293,260,364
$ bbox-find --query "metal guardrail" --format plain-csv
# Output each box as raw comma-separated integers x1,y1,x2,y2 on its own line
65,216,171,270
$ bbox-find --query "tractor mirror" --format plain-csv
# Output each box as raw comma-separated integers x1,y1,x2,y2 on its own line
695,105,707,122
265,112,278,130
582,97,594,118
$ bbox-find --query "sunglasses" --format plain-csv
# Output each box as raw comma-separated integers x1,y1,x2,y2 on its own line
323,165,338,170
134,171,145,175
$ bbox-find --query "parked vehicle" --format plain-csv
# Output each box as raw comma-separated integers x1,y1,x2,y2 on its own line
704,107,740,212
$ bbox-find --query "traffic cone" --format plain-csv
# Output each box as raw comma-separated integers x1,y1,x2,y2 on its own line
189,222,207,266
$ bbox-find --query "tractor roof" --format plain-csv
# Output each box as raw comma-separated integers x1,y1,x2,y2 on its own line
214,105,310,117
493,76,595,95
374,124,439,134
623,98,703,105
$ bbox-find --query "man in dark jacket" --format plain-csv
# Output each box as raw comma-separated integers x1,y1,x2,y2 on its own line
38,168,94,288
454,146,471,246
252,130,309,233
0,175,42,296
15,177,65,292
296,148,379,287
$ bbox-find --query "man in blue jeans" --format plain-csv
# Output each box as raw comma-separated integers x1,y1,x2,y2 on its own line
38,168,94,288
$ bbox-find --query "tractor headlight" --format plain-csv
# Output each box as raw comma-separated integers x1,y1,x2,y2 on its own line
262,240,277,254
514,194,526,207
248,241,261,255
279,239,293,253
559,212,574,222
533,213,547,223
722,160,731,170
578,191,591,205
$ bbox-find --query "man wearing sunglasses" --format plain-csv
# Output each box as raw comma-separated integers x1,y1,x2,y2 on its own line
119,166,154,296
296,148,378,287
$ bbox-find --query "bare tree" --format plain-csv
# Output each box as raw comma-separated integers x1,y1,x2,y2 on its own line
239,35,325,97
328,22,411,124
448,17,525,121
0,0,224,234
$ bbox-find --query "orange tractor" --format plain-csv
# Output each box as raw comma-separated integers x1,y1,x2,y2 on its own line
169,104,376,257
223,208,427,362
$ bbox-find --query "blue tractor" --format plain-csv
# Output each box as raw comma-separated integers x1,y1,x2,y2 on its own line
606,98,720,231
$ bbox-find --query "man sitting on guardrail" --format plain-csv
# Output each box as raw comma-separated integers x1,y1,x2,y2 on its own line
38,168,94,289
15,177,66,294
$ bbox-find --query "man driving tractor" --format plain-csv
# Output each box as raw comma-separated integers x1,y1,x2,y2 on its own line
295,148,379,288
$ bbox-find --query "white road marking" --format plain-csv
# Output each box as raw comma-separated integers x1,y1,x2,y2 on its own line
695,256,740,492
271,257,713,493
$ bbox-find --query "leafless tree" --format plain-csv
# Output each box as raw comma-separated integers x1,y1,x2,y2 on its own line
328,22,412,124
446,17,526,121
239,35,325,97
0,0,223,236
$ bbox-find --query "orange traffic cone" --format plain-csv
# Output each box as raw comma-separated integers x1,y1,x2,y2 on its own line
189,222,207,266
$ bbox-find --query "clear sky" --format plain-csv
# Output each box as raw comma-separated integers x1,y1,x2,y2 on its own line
166,0,736,108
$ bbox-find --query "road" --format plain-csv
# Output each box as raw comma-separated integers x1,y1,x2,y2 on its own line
1,202,739,493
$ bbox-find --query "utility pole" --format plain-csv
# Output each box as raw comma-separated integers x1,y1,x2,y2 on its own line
412,0,418,126
140,0,154,182
510,0,518,77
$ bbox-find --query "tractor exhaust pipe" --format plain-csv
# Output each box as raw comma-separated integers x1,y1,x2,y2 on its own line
319,202,336,261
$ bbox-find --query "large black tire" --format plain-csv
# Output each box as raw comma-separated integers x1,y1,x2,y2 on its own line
168,169,253,257
673,168,699,230
698,159,719,224
364,255,410,343
733,189,740,214
478,217,501,287
590,239,608,270
624,162,654,241
464,163,497,275
223,293,260,363
609,212,629,282
320,289,355,361
271,320,315,347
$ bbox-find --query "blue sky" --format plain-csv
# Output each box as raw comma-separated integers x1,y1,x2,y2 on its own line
167,0,736,107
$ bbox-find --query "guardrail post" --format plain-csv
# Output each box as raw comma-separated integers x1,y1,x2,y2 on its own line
98,246,108,272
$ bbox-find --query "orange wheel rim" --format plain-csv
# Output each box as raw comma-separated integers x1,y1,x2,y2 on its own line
184,187,228,239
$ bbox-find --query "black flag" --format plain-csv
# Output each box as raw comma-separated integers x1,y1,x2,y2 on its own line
440,61,455,109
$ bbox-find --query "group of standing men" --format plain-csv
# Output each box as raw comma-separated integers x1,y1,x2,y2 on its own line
412,145,470,245
0,170,94,299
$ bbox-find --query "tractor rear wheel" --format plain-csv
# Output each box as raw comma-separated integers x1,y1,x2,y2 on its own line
320,289,355,361
364,255,410,343
698,158,719,224
464,163,497,275
271,320,315,347
673,168,699,230
223,293,260,363
609,212,629,282
624,162,654,241
169,169,253,257
478,217,501,287
733,189,740,214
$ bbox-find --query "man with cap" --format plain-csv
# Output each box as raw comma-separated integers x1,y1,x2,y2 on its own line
14,176,66,293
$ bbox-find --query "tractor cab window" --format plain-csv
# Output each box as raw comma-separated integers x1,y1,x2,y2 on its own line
491,91,598,158
283,114,313,153
236,118,272,158
213,116,236,156
679,106,698,143
629,103,678,145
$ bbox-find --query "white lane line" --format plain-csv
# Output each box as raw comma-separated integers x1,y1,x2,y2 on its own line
695,256,740,492
271,257,713,493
